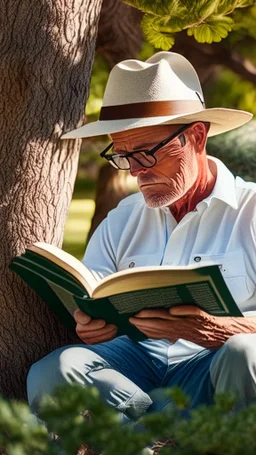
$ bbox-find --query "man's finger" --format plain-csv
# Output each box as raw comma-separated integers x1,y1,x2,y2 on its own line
169,305,206,317
74,309,92,325
81,325,118,344
134,308,179,320
76,318,106,334
77,323,117,336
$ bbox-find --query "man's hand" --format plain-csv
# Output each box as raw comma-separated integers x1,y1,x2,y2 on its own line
74,309,118,344
129,305,256,349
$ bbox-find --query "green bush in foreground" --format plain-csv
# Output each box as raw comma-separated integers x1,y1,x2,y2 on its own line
1,384,256,455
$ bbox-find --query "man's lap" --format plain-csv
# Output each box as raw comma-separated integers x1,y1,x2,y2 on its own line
27,334,256,418
84,336,169,393
68,335,216,406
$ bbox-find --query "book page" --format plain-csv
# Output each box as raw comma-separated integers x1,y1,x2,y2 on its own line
186,282,228,314
93,267,208,298
108,281,232,316
109,287,184,313
29,243,97,296
48,282,79,316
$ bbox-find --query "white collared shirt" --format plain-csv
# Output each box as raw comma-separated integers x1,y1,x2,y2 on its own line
83,156,256,363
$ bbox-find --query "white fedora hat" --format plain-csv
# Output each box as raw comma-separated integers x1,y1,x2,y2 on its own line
62,51,253,139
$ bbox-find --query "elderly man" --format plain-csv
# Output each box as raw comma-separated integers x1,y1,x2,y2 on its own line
27,52,256,420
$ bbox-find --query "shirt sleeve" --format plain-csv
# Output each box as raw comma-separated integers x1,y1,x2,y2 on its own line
243,311,256,317
81,217,117,282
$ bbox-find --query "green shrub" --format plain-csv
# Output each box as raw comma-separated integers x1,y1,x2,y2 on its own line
207,120,256,182
1,384,256,455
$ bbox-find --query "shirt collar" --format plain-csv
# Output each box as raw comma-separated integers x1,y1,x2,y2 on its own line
196,156,238,210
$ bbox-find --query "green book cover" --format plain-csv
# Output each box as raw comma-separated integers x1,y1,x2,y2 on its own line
10,243,243,342
10,254,146,341
10,261,77,334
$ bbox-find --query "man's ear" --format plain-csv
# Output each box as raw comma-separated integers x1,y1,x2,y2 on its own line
189,122,209,154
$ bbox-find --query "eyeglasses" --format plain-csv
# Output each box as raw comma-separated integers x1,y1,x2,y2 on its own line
100,124,191,171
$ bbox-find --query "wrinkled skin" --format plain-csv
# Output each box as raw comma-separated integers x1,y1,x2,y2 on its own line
75,122,256,346
129,306,256,349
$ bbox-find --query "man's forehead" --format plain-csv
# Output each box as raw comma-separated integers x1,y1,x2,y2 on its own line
111,124,183,144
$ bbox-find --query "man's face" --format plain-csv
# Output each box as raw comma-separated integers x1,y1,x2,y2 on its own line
111,124,202,209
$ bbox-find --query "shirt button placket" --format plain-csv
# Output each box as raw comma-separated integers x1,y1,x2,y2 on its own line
194,256,201,262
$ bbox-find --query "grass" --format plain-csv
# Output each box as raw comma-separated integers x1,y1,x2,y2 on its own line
63,198,95,260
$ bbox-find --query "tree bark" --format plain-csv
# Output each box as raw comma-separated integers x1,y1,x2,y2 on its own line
87,0,143,241
0,0,103,399
96,0,143,68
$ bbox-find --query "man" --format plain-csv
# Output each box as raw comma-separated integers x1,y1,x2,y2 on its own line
27,51,256,420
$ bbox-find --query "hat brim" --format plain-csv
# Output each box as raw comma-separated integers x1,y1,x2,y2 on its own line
61,107,253,139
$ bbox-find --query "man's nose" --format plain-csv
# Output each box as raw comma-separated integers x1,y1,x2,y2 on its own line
129,158,146,177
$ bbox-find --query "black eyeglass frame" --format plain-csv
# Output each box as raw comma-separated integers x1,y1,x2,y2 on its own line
100,123,192,170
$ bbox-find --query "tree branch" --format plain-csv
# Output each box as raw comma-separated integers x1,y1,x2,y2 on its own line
173,32,256,86
221,50,256,85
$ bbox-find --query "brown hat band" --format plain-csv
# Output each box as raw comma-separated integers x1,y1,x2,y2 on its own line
99,100,204,121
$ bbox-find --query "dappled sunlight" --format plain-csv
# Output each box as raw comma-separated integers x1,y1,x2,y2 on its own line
63,199,95,259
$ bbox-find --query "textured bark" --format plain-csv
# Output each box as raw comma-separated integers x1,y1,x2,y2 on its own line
96,0,143,67
0,0,103,399
87,0,143,240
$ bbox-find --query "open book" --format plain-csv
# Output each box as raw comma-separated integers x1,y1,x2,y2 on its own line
10,242,243,341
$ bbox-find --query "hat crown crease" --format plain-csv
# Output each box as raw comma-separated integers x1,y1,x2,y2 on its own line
103,57,202,107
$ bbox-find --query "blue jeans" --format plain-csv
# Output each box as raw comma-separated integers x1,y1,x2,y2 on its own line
27,334,256,420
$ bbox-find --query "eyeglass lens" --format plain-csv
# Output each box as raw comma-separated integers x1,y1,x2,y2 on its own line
111,151,156,170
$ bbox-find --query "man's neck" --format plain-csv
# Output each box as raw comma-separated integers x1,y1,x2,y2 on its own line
169,157,217,223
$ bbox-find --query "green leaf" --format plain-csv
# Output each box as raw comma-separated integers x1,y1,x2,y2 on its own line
233,0,255,7
123,0,156,14
158,17,190,33
124,0,187,17
196,0,220,20
187,15,234,43
141,14,175,49
217,0,254,15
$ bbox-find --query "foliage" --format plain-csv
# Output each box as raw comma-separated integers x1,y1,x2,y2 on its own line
124,0,255,49
0,395,57,455
2,384,256,454
232,4,256,42
206,70,256,116
207,120,256,181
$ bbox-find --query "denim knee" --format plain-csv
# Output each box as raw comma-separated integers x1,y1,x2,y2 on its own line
214,333,256,367
210,334,256,404
27,345,88,411
27,345,153,420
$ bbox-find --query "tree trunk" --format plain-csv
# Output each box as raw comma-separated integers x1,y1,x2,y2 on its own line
87,0,143,240
96,0,143,69
0,0,103,399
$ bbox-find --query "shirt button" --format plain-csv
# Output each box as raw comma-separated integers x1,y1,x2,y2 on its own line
194,256,201,262
129,262,135,268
